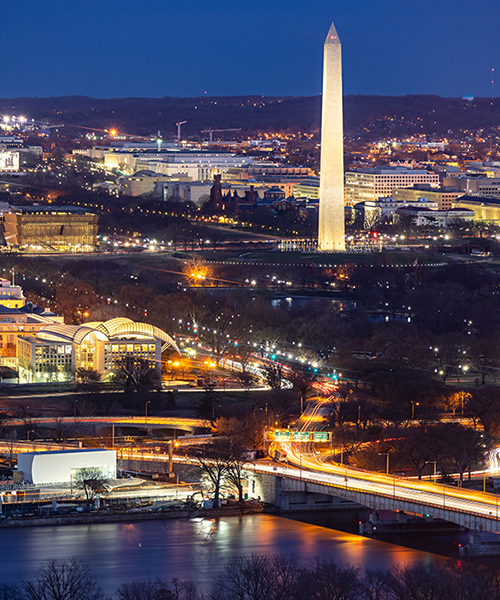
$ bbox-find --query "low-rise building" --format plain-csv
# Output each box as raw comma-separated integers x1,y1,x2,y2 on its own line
117,170,173,196
396,206,475,227
354,197,439,228
17,449,117,485
453,195,500,222
0,277,26,308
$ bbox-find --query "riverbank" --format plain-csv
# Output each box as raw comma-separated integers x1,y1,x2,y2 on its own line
0,503,264,528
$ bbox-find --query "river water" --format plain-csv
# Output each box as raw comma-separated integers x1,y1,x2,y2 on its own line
0,511,466,594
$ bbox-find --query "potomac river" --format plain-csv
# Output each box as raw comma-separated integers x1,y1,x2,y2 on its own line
0,511,469,594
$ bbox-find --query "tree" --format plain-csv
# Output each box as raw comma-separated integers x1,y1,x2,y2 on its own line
437,423,492,486
395,427,436,480
390,563,459,600
196,442,230,507
117,357,158,388
286,371,315,412
23,558,108,600
117,578,199,600
75,368,101,383
467,388,500,433
209,554,300,600
0,584,23,600
296,558,360,600
441,390,469,418
73,467,107,506
264,363,285,389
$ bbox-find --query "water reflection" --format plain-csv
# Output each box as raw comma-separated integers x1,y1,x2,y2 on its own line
0,515,448,594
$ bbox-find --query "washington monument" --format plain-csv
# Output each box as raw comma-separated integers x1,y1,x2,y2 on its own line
318,22,345,251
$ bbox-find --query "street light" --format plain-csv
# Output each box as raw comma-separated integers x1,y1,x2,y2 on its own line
378,452,390,474
411,401,419,420
145,400,151,422
425,460,438,483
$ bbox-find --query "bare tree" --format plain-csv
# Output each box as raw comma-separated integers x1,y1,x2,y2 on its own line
209,554,300,600
196,443,230,507
23,558,108,600
0,584,23,600
117,577,199,600
73,467,107,506
116,357,158,388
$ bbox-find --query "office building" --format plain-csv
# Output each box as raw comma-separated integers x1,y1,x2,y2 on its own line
345,167,439,206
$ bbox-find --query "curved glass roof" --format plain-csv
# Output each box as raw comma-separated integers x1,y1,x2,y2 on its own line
37,318,180,353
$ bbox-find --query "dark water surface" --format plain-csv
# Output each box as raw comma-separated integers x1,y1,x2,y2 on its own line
0,513,454,593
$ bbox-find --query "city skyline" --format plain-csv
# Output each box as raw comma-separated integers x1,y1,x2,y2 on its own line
1,0,499,99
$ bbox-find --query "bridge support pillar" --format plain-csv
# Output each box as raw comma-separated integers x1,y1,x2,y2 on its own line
397,511,407,523
369,512,380,524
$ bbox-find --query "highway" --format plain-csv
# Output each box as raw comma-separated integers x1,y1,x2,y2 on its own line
262,398,500,529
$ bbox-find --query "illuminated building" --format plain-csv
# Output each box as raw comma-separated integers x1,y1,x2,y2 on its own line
395,206,474,227
4,206,98,252
443,176,500,197
345,167,439,206
354,197,439,228
0,151,19,171
17,449,116,485
394,185,463,211
453,195,500,222
318,22,345,251
0,277,26,308
18,317,180,383
0,305,62,369
294,177,320,200
117,170,173,196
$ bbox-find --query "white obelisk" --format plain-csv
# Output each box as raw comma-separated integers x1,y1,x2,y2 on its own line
318,22,345,251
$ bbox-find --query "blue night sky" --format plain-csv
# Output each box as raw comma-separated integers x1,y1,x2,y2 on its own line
1,0,498,99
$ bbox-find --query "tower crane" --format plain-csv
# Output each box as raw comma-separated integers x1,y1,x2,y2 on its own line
176,121,187,142
201,127,242,142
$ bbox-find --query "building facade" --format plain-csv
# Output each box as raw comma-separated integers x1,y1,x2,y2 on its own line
394,185,463,211
345,167,440,206
18,317,179,383
4,206,98,252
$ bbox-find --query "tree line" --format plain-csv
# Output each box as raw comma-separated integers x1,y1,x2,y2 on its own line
7,555,500,600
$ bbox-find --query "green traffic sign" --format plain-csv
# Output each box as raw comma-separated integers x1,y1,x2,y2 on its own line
293,432,310,442
313,432,329,441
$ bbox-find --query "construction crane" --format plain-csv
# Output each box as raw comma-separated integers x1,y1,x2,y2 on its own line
201,127,242,142
176,121,187,142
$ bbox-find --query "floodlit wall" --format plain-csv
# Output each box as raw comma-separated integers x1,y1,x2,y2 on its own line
17,449,117,485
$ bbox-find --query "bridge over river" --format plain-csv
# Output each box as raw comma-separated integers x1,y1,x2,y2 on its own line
247,460,500,533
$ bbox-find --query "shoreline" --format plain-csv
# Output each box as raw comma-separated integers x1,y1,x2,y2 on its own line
0,503,265,528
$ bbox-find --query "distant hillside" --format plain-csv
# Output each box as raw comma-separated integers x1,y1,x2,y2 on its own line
0,95,499,139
